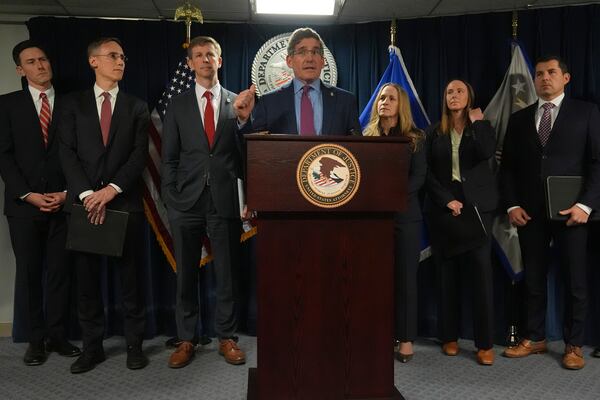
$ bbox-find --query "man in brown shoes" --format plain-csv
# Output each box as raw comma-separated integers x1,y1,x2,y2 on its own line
162,36,247,369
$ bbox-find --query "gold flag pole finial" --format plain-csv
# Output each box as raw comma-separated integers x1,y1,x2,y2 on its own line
174,1,204,49
390,19,397,47
512,11,518,40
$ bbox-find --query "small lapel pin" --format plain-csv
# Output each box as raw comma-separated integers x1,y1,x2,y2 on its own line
330,91,334,97
226,98,231,103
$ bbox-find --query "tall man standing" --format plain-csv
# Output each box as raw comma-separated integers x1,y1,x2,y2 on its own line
59,37,149,373
0,40,80,366
234,27,361,135
162,36,246,368
500,56,600,369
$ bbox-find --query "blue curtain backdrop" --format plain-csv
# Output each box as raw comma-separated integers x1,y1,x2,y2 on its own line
15,4,600,345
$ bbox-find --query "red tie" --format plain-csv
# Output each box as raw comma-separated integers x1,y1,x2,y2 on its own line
300,85,315,135
39,92,51,147
100,92,112,146
203,91,215,147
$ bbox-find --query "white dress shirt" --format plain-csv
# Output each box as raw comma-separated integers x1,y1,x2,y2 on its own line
194,82,221,129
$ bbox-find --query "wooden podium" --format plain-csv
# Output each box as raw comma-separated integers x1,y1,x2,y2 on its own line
245,134,409,400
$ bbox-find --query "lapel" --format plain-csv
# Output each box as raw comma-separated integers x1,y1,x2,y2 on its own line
188,88,210,149
546,97,569,147
281,83,297,134
213,88,232,148
46,94,61,148
523,102,542,151
84,89,106,149
20,90,47,152
321,81,335,135
439,132,453,179
106,91,125,149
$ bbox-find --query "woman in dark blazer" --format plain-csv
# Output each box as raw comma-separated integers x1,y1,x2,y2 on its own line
424,79,497,365
364,83,426,362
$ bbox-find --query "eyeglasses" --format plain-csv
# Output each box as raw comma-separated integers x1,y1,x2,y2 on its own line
291,48,324,57
94,53,128,62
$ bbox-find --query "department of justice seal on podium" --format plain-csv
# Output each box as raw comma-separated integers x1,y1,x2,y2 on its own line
296,144,360,208
251,33,338,96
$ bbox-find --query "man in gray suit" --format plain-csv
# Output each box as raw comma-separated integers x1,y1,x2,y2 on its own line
161,36,246,368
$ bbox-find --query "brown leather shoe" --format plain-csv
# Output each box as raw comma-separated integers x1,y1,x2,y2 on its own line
562,344,585,370
219,339,246,365
442,341,459,356
168,341,195,368
503,339,547,358
477,348,495,366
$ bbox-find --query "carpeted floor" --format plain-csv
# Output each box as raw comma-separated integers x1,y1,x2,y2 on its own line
1,335,599,400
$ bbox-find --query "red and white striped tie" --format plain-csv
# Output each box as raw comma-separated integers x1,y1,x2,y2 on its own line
39,92,51,147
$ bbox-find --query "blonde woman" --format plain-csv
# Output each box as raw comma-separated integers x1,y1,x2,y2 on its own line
364,83,426,362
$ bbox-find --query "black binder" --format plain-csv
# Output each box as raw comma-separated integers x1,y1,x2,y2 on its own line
545,176,600,221
66,204,129,257
428,204,488,258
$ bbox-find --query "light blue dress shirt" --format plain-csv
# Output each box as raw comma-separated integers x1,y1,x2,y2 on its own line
293,78,323,135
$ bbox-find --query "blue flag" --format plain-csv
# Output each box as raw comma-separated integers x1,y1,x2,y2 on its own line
359,45,430,130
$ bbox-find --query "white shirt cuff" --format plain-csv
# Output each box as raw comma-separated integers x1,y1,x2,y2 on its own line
79,190,94,201
20,192,32,201
507,206,520,214
575,203,592,215
109,183,123,194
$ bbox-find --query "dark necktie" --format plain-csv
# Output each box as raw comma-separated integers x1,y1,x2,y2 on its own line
538,102,555,147
39,92,51,147
100,92,112,146
300,85,315,135
203,91,215,147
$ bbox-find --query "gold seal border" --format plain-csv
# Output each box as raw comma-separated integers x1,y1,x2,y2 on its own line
296,143,361,209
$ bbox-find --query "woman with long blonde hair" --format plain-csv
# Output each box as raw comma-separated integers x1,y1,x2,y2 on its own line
364,83,426,362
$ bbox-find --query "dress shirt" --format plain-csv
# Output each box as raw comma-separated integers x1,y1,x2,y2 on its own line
194,82,221,129
450,128,462,182
293,78,323,135
28,85,55,115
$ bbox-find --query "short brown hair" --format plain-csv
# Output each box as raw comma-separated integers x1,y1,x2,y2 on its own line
12,40,48,66
187,36,222,58
287,27,325,56
535,55,569,74
87,37,123,57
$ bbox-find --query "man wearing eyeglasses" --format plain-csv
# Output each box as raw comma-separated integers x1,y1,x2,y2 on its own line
58,37,150,374
234,27,361,135
0,40,80,366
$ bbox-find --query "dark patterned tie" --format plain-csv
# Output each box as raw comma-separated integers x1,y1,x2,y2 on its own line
203,91,215,147
300,85,315,135
100,92,112,146
39,92,51,148
538,102,555,147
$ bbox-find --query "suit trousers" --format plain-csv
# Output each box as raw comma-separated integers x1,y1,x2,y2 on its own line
517,217,588,346
72,212,146,353
168,188,242,341
8,213,71,344
394,219,422,342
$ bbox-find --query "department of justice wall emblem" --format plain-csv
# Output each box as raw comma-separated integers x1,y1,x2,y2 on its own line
296,144,360,208
251,33,338,96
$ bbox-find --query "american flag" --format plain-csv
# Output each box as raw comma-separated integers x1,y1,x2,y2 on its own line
143,58,256,271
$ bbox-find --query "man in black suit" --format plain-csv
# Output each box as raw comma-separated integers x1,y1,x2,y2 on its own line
59,37,149,373
0,40,80,366
162,36,246,368
234,27,361,135
500,56,600,369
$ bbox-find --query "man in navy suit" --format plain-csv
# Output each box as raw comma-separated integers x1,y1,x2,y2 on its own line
162,36,247,369
59,37,149,373
0,40,80,366
500,56,600,369
234,27,360,135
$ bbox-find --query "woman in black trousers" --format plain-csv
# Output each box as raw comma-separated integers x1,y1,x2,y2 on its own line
424,79,497,365
363,83,426,362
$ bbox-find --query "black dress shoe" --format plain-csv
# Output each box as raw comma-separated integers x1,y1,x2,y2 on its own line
70,351,106,374
24,342,47,366
126,345,149,370
46,339,81,357
592,347,600,358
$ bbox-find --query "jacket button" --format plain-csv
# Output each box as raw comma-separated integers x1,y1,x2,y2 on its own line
209,153,213,158
541,155,547,159
461,177,467,182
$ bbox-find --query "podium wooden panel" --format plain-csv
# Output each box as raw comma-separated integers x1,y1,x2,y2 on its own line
245,135,409,400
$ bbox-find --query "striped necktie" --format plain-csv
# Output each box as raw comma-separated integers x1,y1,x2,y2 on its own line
39,92,51,147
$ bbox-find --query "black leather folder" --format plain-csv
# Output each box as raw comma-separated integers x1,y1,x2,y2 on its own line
66,204,129,257
429,204,488,258
545,176,600,221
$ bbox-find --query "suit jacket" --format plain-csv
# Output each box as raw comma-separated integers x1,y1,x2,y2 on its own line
161,87,243,217
58,88,149,213
499,98,600,218
424,120,498,215
251,80,361,135
0,89,66,217
394,133,427,223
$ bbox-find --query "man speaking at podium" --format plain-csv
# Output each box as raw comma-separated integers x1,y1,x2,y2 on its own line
234,27,361,136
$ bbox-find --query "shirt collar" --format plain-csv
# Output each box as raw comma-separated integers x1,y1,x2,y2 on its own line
94,83,119,99
28,85,54,100
195,82,221,100
293,78,321,95
537,92,565,110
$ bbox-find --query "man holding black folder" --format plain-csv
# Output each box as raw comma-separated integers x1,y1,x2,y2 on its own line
59,37,149,373
161,36,246,368
500,56,600,369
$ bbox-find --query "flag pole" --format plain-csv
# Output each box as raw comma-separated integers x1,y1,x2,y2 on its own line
174,1,204,49
390,19,397,47
512,11,518,40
